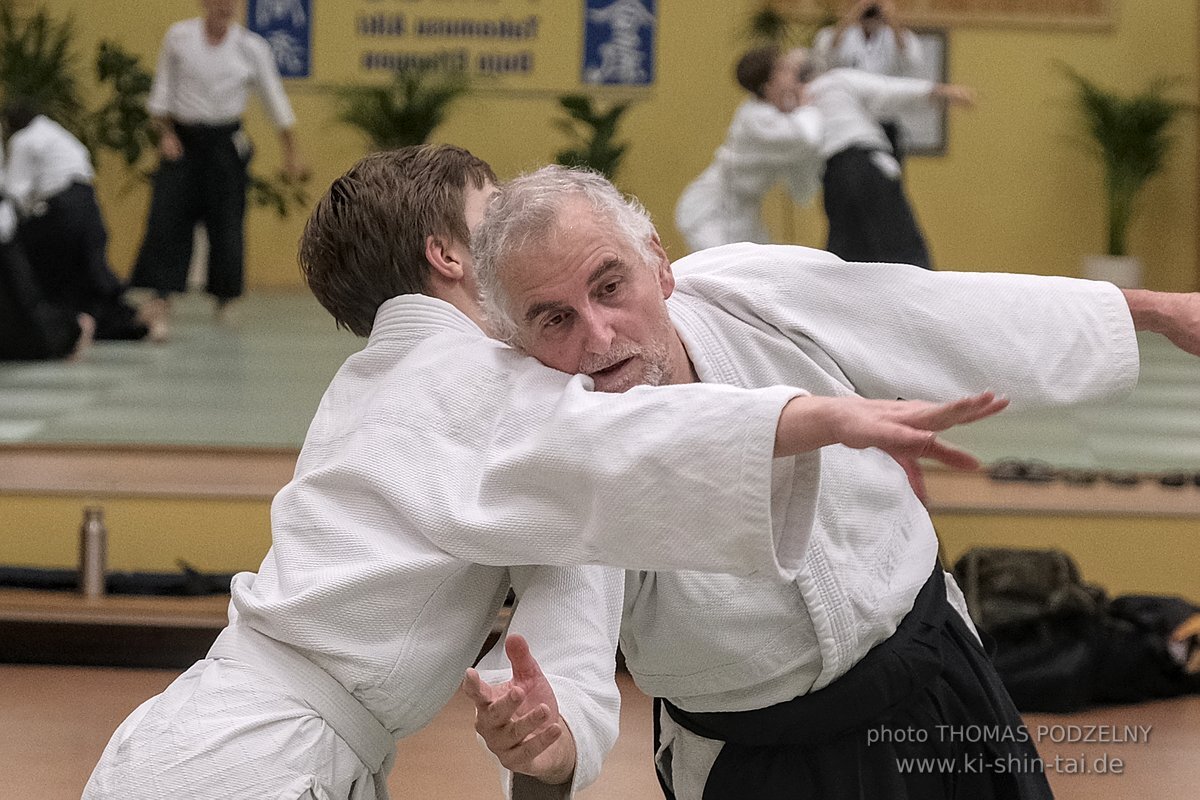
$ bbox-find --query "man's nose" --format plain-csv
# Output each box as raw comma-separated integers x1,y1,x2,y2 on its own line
581,308,616,354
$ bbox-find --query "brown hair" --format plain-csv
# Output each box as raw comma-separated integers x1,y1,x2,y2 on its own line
298,144,496,337
735,45,781,98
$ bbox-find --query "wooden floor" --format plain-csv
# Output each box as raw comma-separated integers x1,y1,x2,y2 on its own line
4,662,1198,799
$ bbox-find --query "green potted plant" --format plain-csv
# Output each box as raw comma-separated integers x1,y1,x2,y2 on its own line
333,67,469,150
0,1,85,135
742,2,834,46
1062,66,1191,287
553,94,630,182
87,39,307,218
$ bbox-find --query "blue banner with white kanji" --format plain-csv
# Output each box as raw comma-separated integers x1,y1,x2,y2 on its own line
582,0,655,86
249,0,312,78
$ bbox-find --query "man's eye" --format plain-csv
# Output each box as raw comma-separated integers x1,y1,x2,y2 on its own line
601,281,621,295
544,312,566,329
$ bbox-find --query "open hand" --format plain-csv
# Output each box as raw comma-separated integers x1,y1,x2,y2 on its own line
828,391,1009,471
461,634,576,786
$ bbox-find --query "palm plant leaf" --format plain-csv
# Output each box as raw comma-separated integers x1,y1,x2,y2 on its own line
0,1,85,135
334,68,469,150
1061,65,1192,256
553,94,631,182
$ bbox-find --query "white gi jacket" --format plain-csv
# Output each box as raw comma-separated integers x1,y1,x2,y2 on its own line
148,18,295,129
807,68,935,161
85,295,811,800
4,115,94,213
812,25,925,81
630,243,1140,796
675,98,824,252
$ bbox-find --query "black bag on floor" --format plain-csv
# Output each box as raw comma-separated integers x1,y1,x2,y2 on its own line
953,547,1200,712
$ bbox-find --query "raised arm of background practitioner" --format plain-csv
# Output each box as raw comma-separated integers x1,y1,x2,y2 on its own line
816,0,879,56
813,0,924,76
464,391,1009,791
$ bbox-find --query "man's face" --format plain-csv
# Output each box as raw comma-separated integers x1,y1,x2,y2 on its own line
201,0,238,25
498,198,681,393
860,5,884,37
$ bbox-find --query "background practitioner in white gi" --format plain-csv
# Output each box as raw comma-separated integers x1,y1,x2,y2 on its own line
812,0,926,162
84,145,999,800
799,46,974,269
1,98,149,342
469,165,1200,799
130,0,308,340
674,46,823,253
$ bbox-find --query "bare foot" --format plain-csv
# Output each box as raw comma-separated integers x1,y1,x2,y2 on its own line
139,297,171,343
214,298,238,326
68,313,95,361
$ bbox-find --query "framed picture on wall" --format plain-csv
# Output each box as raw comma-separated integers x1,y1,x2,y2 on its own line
896,29,948,157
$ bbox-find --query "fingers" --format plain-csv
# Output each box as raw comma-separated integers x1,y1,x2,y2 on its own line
828,392,1004,465
461,668,501,707
506,634,548,685
481,702,560,754
921,437,981,472
473,681,528,727
467,677,556,754
500,721,566,771
906,392,1009,432
895,455,929,504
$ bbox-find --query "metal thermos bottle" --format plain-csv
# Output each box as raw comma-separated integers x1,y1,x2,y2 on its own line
79,506,108,598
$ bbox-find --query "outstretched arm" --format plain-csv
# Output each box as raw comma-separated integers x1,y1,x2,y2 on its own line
1122,288,1200,356
931,82,976,108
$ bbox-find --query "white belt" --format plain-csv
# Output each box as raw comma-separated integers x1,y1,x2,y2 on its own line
207,624,394,774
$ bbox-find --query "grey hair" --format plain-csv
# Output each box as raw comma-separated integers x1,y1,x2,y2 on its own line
472,165,656,343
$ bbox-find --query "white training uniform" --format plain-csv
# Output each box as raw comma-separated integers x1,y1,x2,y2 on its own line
811,24,925,80
811,23,926,147
4,115,94,215
674,99,823,252
148,18,295,129
636,244,1140,798
807,68,935,170
84,295,811,800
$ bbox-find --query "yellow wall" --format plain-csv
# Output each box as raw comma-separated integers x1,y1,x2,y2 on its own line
935,513,1200,598
6,495,1198,598
39,0,1200,290
3,495,272,573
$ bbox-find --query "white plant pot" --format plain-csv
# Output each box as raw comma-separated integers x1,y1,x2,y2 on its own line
1082,254,1143,288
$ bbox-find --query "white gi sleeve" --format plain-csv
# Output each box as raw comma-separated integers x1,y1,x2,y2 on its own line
243,30,297,129
694,247,1140,409
291,338,807,576
893,30,926,78
810,27,838,67
731,101,823,159
474,564,624,799
840,69,936,121
146,26,180,119
3,130,38,214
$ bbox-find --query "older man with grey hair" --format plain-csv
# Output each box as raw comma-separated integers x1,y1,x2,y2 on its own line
470,165,1200,800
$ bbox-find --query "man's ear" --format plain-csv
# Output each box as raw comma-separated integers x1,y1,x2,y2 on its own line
649,232,676,298
425,233,466,281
